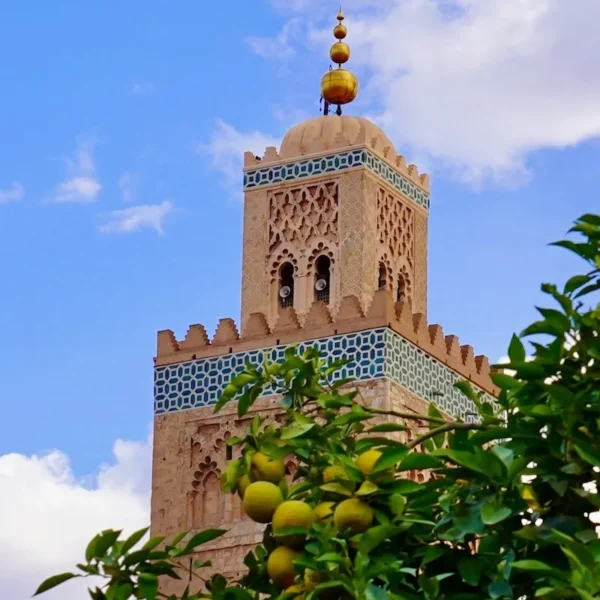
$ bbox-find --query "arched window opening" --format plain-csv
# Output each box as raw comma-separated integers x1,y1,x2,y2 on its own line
314,256,331,303
397,274,406,303
378,264,387,289
279,262,295,308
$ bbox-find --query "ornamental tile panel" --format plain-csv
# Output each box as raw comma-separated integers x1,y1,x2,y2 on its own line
154,328,490,419
244,150,430,210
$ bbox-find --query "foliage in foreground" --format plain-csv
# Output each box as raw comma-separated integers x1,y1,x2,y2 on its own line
37,214,600,600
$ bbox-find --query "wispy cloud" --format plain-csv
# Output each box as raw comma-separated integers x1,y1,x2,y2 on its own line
254,0,600,186
0,181,25,204
245,19,301,61
198,119,279,197
99,200,174,235
118,172,139,203
49,139,102,203
130,81,156,95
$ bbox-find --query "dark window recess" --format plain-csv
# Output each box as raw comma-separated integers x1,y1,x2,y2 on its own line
226,445,233,460
397,274,406,302
378,264,387,289
314,256,331,303
279,262,295,308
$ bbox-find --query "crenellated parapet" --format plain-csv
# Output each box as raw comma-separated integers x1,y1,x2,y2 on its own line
155,289,497,398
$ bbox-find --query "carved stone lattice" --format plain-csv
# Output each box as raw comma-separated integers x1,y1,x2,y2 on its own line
268,181,338,254
377,188,415,306
377,188,414,269
413,209,428,316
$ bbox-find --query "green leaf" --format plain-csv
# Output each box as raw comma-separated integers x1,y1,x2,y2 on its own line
320,483,353,496
89,530,121,561
573,441,600,467
373,446,409,472
182,529,227,553
490,373,521,390
280,423,315,439
508,334,526,363
360,524,403,555
141,535,165,553
564,274,592,294
119,527,149,556
381,479,422,494
488,581,512,599
511,560,554,572
34,573,79,596
356,481,379,496
458,556,483,586
398,453,441,472
480,501,512,525
139,572,158,600
365,583,391,600
389,494,406,517
421,545,446,565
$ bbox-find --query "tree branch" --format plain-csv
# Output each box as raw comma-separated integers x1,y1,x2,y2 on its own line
407,422,483,450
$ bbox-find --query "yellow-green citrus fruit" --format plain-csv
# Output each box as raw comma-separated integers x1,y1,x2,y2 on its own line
251,451,286,484
267,546,302,588
285,584,304,600
237,474,252,499
242,481,283,523
323,465,348,483
272,500,316,548
355,450,382,476
303,568,323,591
355,449,393,481
333,498,374,534
313,501,335,522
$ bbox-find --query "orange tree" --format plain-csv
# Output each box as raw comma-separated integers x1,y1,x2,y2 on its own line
37,214,600,600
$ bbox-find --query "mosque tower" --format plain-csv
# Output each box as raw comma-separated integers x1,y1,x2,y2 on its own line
151,11,496,593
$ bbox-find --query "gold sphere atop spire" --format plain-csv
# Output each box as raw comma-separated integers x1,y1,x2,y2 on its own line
320,8,358,115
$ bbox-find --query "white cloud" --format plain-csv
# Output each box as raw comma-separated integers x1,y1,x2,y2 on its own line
255,0,600,185
49,140,102,203
118,171,139,203
246,19,301,60
99,200,174,234
0,433,151,600
131,81,156,95
0,181,25,204
199,119,279,196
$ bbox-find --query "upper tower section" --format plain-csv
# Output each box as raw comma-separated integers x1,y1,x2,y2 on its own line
240,12,430,332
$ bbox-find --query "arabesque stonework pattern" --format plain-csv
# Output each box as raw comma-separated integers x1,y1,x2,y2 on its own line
413,209,428,316
268,181,338,254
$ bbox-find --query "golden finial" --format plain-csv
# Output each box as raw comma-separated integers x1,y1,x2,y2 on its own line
320,7,358,115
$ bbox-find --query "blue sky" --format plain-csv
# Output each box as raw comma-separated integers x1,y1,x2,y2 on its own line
1,1,600,596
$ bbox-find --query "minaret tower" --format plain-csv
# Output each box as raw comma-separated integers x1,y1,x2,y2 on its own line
151,11,496,594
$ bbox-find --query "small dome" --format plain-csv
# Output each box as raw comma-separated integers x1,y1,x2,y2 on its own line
279,115,396,159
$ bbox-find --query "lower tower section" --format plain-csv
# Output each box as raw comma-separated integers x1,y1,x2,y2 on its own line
151,292,496,594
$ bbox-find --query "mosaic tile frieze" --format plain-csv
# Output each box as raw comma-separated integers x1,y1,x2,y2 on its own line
244,149,430,211
154,328,491,419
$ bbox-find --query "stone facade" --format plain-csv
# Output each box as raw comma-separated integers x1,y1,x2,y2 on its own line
151,115,495,594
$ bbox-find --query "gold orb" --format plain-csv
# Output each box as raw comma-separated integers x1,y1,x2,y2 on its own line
330,42,350,64
321,69,358,105
333,24,347,39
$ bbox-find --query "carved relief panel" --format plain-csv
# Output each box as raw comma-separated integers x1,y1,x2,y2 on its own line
376,188,415,306
266,180,340,324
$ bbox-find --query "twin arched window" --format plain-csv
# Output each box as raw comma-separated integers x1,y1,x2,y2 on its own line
277,256,332,307
378,262,408,303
